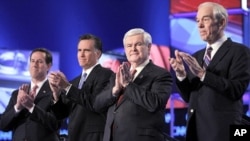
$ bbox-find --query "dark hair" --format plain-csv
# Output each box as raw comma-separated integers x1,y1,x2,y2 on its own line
79,34,103,52
30,48,53,65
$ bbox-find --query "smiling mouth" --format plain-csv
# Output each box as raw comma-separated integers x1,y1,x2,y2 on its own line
130,53,138,56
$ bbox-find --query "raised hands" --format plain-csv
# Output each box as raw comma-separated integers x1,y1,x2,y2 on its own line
48,71,70,101
112,62,134,96
16,84,35,111
179,51,205,78
170,50,205,79
169,50,187,77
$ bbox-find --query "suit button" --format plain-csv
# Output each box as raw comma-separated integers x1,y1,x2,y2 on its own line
190,109,194,113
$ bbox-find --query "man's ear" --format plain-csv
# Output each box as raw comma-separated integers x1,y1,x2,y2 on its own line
218,19,226,29
96,50,102,59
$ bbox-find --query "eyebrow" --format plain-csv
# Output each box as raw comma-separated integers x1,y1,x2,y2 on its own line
196,15,212,20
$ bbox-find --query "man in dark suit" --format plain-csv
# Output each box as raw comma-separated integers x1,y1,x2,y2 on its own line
0,48,61,141
94,28,173,141
169,2,250,141
48,34,113,141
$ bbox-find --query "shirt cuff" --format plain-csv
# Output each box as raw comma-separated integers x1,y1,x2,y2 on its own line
200,72,206,81
28,105,35,113
14,105,21,113
177,76,186,81
64,84,72,95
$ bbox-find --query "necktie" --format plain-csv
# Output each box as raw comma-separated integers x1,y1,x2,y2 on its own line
30,85,38,98
130,69,137,81
203,47,213,69
117,69,137,105
78,73,87,89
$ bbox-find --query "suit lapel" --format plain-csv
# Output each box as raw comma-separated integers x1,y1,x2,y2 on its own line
133,62,154,84
207,39,231,70
35,80,51,102
86,65,101,82
77,64,102,89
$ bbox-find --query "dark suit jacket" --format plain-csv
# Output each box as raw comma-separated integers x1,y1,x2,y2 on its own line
176,38,250,141
51,64,113,141
94,62,173,141
0,80,61,141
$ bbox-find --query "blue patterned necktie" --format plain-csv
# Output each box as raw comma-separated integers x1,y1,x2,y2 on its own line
203,47,213,69
78,73,87,89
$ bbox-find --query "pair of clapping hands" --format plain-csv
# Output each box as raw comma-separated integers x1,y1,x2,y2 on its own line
48,71,70,102
112,62,134,96
169,50,205,79
16,84,36,111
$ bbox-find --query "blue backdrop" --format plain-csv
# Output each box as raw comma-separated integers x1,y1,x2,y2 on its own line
0,0,170,80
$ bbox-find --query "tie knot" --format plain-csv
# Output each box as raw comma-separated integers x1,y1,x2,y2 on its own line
78,73,87,89
206,47,213,57
32,85,38,90
130,69,136,75
30,85,38,96
130,69,137,80
207,47,213,52
82,73,87,78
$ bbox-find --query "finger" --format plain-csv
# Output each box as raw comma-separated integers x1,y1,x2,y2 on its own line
58,71,66,79
178,51,190,57
24,84,30,92
48,72,57,79
20,84,27,90
184,55,197,66
116,66,122,85
49,71,57,75
169,58,174,66
19,86,23,90
175,50,181,62
183,56,193,66
123,62,131,72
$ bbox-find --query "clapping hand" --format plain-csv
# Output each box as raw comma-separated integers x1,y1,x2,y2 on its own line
17,84,35,110
169,50,187,77
179,52,205,78
112,62,132,96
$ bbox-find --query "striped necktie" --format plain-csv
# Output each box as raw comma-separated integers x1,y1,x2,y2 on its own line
203,47,213,69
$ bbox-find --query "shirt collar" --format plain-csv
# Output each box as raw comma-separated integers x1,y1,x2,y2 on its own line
31,77,47,91
82,63,99,77
206,35,227,58
131,59,150,79
207,35,227,50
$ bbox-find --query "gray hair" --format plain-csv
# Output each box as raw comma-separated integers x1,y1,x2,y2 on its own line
198,2,228,25
123,28,152,46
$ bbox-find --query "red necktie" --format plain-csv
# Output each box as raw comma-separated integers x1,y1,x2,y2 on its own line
117,69,137,105
30,85,38,98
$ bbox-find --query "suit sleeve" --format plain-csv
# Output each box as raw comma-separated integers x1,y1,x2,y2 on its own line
30,104,61,131
93,74,117,112
0,91,22,131
66,69,113,112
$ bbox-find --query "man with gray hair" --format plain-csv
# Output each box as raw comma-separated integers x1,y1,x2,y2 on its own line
94,28,173,141
170,2,250,141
